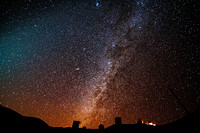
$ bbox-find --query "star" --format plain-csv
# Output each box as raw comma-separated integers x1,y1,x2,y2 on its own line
96,1,100,7
75,68,80,71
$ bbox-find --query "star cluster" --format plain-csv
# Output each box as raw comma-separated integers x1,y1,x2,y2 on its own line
0,0,199,128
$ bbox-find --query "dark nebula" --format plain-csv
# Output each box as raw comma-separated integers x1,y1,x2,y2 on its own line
0,0,199,128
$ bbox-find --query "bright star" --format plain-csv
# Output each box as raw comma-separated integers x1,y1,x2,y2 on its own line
96,2,99,7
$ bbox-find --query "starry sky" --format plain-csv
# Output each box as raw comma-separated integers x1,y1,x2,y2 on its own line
0,0,200,128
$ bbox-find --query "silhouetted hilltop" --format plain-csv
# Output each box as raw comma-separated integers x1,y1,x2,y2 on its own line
0,104,199,130
0,105,49,128
103,117,157,133
159,108,200,128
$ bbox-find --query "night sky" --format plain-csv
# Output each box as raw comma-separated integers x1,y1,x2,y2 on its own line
0,0,199,128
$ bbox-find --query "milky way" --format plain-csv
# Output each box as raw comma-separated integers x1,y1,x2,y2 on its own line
0,0,199,128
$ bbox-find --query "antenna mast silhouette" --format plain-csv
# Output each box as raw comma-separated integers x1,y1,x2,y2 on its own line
169,88,190,115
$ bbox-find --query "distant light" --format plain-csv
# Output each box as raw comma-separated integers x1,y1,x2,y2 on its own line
142,120,156,126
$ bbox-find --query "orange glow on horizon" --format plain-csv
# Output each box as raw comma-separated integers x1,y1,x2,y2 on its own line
142,120,156,126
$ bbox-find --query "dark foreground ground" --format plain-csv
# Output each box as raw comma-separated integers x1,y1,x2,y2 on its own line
0,105,199,132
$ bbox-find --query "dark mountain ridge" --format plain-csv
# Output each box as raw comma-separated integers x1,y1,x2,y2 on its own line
0,105,49,128
0,104,199,130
